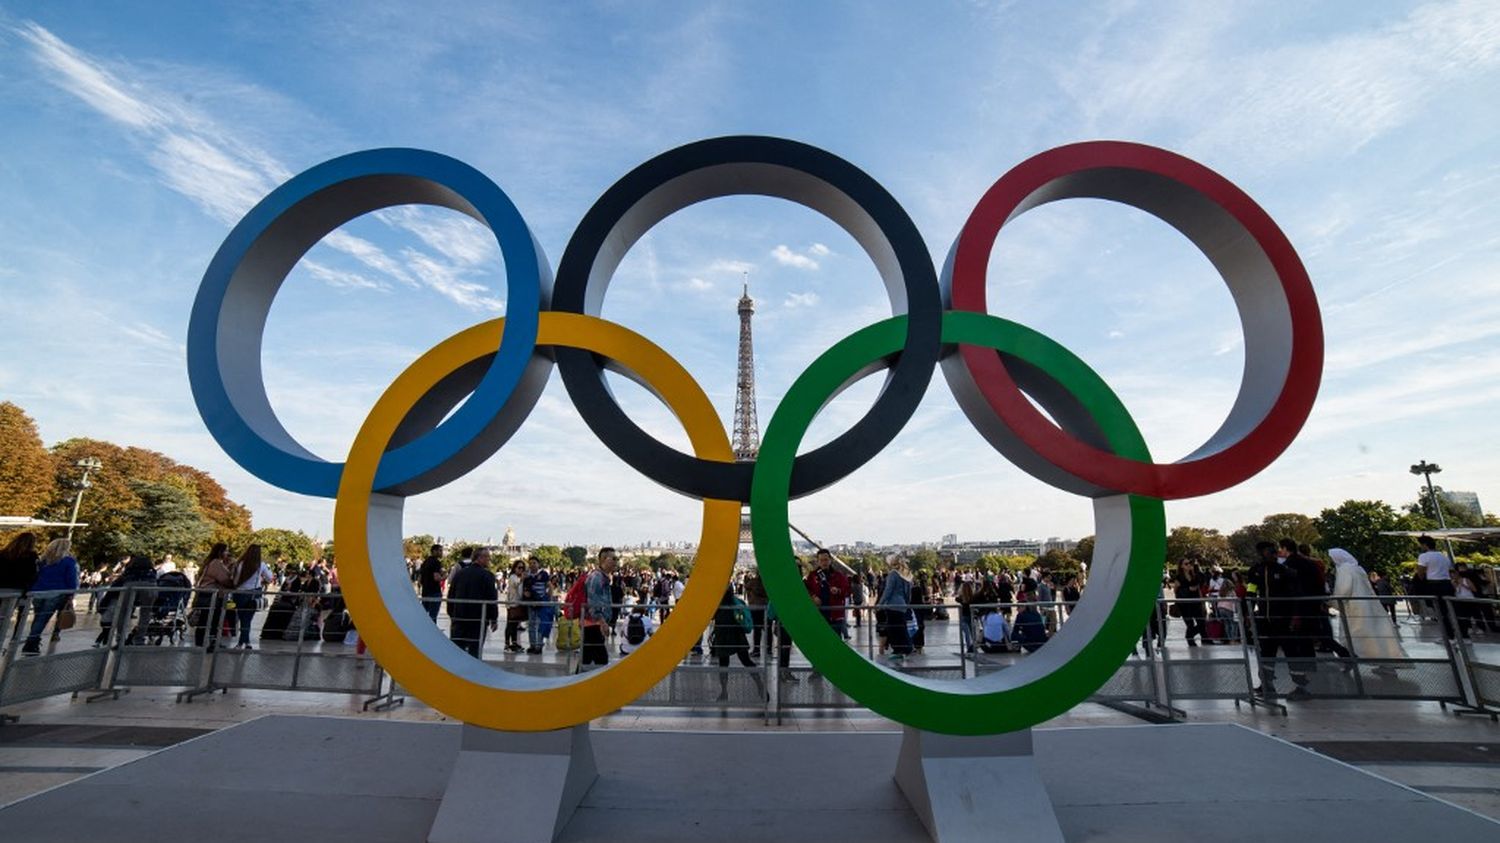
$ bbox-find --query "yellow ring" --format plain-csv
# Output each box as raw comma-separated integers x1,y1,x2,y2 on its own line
334,312,739,731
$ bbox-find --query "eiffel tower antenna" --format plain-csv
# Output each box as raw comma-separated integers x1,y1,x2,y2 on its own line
732,272,760,463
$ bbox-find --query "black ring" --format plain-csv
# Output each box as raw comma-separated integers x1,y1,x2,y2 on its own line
552,136,942,501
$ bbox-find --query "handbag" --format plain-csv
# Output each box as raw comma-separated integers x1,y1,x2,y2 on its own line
57,603,78,631
905,610,918,639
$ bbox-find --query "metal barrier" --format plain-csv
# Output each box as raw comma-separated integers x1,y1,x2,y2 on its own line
2,586,1495,725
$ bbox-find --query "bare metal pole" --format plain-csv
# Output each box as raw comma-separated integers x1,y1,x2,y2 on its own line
1410,460,1456,560
66,457,102,541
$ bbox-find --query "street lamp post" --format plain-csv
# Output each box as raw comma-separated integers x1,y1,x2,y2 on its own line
66,457,103,541
1409,460,1456,560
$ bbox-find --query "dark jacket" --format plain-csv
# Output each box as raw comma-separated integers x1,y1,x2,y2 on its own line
418,555,445,597
0,549,39,592
448,565,498,626
1245,559,1304,619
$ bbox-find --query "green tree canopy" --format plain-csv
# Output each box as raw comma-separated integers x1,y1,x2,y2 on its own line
1313,499,1415,579
403,534,439,560
0,402,56,523
1228,512,1320,563
562,545,588,568
531,544,565,568
1165,526,1234,569
120,478,213,562
242,527,320,566
1070,535,1095,567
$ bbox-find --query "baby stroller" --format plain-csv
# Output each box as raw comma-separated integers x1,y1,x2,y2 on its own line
147,570,192,645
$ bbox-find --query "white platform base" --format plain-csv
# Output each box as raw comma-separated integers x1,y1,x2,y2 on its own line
2,715,1495,842
895,727,1064,843
428,724,597,843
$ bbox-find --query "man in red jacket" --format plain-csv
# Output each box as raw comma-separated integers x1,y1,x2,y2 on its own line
804,549,851,639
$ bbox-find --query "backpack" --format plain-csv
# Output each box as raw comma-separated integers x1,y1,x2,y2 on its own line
732,596,753,633
555,616,582,650
561,575,588,620
626,614,647,645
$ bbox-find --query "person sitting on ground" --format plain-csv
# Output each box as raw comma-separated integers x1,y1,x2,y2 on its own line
1011,596,1048,653
978,606,1011,654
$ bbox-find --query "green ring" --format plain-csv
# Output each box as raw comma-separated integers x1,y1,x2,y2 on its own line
750,310,1166,735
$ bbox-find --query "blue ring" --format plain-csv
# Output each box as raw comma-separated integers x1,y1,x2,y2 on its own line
187,148,548,497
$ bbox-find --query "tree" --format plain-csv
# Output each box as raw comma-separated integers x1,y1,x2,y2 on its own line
531,545,565,569
42,438,251,565
1070,536,1096,567
1165,526,1234,569
1404,486,1484,529
403,534,438,560
908,548,940,573
1228,513,1320,563
120,478,213,561
0,402,55,521
1036,548,1080,575
562,546,588,568
244,528,320,566
1313,500,1414,579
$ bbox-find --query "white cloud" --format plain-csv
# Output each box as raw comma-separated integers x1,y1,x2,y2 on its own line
784,291,820,308
771,244,820,270
680,277,714,292
301,260,390,292
708,258,754,274
808,242,831,257
16,20,508,312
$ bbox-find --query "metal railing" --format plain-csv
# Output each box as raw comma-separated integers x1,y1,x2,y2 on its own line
3,587,1497,724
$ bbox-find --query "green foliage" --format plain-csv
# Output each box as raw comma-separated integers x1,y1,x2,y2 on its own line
403,534,438,560
1036,548,1079,575
1228,513,1320,563
1313,499,1416,579
1165,526,1234,568
562,545,588,568
0,402,56,522
1404,486,1486,529
908,548,940,573
119,478,213,562
1070,536,1095,567
242,527,320,565
531,544,565,568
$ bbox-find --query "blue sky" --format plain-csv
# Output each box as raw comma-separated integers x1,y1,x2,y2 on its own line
2,2,1497,546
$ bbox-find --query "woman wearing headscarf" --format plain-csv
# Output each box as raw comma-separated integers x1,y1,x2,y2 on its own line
1329,548,1406,676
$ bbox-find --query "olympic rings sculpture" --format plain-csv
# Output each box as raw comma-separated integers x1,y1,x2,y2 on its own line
187,137,1322,735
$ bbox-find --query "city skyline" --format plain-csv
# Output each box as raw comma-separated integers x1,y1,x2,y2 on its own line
3,4,1498,546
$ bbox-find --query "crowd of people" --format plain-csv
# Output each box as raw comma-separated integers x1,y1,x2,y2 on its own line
3,528,1494,705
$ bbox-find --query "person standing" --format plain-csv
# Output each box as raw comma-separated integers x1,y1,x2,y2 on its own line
524,559,553,654
1415,535,1457,638
0,532,39,595
447,547,498,658
503,559,527,652
229,545,272,649
1247,541,1312,701
417,544,445,623
878,558,914,660
1280,539,1350,660
191,543,234,648
804,549,850,639
743,569,769,652
580,548,618,669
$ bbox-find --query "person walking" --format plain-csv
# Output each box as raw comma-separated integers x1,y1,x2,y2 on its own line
417,544,445,623
1414,535,1457,638
804,548,850,640
1172,560,1208,647
0,532,39,595
447,547,498,658
1328,549,1406,675
711,585,766,701
878,558,914,659
1248,541,1312,701
21,539,79,655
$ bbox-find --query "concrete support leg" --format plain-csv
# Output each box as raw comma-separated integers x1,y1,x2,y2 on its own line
894,727,1063,843
428,723,597,843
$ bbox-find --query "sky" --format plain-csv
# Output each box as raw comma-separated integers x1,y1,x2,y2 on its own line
1,1,1497,548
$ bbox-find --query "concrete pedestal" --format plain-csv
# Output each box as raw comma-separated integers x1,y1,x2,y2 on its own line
428,724,597,843
895,727,1063,843
2,716,1495,842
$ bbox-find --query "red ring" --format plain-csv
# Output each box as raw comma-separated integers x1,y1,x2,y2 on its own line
949,141,1322,499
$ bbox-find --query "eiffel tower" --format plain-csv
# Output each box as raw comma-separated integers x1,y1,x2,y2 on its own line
732,276,759,546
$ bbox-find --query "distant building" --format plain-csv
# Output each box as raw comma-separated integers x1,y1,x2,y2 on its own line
942,533,958,546
1440,490,1483,522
